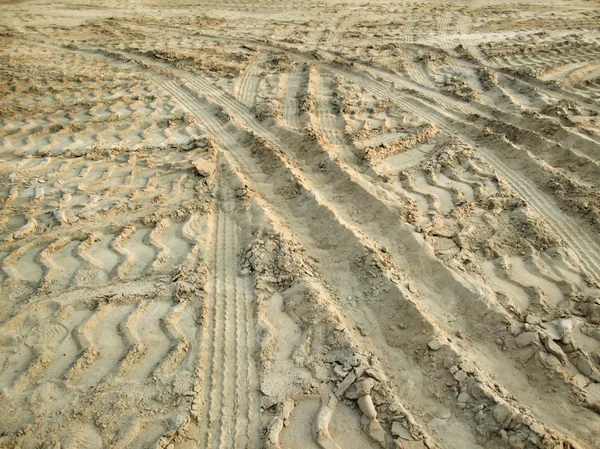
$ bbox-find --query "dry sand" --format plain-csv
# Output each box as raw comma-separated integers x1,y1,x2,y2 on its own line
1,0,600,448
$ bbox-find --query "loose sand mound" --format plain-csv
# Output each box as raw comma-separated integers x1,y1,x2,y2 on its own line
1,1,600,448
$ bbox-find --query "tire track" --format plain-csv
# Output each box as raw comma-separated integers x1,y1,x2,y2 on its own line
478,148,600,279
554,61,600,86
399,13,419,44
71,234,107,285
168,69,599,445
80,45,600,446
179,212,203,268
397,45,435,88
281,64,306,130
295,57,600,280
309,67,357,164
154,300,190,377
435,22,462,72
239,266,259,449
12,318,68,392
305,16,337,47
65,303,109,385
231,229,247,448
146,218,172,272
1,240,45,285
191,204,220,440
198,206,221,448
456,13,485,62
3,290,192,390
110,226,136,278
114,302,148,378
236,52,268,108
199,208,227,449
121,47,600,282
170,157,258,447
38,238,69,290
323,13,357,47
214,212,236,449
154,74,580,444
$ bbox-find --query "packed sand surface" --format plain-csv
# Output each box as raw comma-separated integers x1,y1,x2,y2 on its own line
2,0,600,448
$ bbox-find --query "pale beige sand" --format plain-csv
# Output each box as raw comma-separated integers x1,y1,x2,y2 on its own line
1,0,600,448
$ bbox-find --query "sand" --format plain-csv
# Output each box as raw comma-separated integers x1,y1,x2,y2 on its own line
0,0,600,448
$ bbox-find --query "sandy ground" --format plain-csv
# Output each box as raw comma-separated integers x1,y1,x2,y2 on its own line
1,0,600,448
